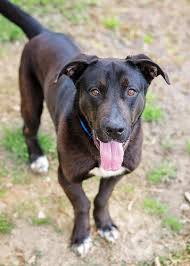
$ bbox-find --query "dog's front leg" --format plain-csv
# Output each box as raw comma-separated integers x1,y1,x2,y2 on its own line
58,166,91,257
93,176,123,243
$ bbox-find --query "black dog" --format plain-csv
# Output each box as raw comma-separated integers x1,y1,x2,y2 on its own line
0,0,170,257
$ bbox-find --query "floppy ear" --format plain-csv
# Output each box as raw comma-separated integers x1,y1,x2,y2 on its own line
55,53,98,83
126,54,170,85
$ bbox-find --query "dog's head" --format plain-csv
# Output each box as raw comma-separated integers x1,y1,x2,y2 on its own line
58,53,170,171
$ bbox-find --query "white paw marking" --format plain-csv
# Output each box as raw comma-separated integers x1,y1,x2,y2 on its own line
72,237,92,257
30,156,49,174
98,227,119,242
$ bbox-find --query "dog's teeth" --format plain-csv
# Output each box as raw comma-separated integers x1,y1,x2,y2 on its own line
72,237,92,257
98,226,119,243
30,156,49,174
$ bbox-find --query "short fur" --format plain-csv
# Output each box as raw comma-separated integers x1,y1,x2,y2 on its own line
0,0,170,254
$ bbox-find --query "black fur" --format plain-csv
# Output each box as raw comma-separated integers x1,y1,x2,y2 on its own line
0,0,170,253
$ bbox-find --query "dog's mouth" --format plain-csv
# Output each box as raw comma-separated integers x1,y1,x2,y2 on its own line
92,130,130,172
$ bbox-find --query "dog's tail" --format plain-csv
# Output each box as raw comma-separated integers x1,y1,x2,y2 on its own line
0,0,46,39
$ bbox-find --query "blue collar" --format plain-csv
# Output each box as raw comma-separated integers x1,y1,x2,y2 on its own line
79,116,93,139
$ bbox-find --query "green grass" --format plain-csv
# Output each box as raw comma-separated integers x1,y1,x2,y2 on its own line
121,183,135,194
143,198,167,216
103,17,120,30
0,0,43,42
55,0,100,24
15,201,52,227
138,262,153,266
11,166,30,184
120,261,128,266
186,242,190,253
186,141,190,154
0,188,7,198
143,197,182,233
143,34,154,45
31,217,52,226
0,214,14,234
0,160,30,185
12,0,65,6
0,17,23,42
0,126,56,183
0,0,99,41
143,93,163,122
139,242,190,266
163,215,182,233
147,162,176,184
0,162,9,178
1,127,56,162
14,200,37,219
61,0,99,24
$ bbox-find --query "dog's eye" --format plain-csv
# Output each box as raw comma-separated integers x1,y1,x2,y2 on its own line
127,89,137,97
89,88,100,97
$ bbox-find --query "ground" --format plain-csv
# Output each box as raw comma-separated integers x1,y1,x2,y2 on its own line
0,0,190,265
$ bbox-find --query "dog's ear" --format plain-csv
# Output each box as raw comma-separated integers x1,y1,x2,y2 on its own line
55,54,98,83
126,54,170,85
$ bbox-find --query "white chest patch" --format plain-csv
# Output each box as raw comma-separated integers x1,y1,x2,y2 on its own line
89,166,127,178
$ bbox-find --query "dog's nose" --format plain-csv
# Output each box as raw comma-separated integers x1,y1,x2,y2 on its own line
105,124,125,139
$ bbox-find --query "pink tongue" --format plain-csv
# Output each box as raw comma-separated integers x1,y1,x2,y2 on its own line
100,141,124,171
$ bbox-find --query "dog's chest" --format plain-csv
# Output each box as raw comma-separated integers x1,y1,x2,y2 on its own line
89,167,126,178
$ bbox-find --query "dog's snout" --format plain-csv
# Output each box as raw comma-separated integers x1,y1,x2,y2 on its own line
106,125,125,138
103,118,127,140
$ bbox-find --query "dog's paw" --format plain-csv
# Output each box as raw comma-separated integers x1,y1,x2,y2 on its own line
30,156,49,174
98,226,119,243
72,237,92,257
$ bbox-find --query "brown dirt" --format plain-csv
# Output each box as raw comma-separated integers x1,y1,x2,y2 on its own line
0,0,190,265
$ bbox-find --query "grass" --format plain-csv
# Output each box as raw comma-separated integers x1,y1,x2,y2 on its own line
0,0,48,42
11,166,30,184
143,198,182,233
0,17,24,42
0,188,7,198
1,127,56,162
0,214,14,234
0,126,56,184
15,201,53,227
0,160,30,185
31,217,52,226
143,34,154,45
163,215,182,233
138,262,153,266
147,162,176,184
0,0,100,42
143,92,163,122
0,160,31,184
0,162,9,177
186,141,190,154
139,242,190,266
14,200,37,219
121,183,135,195
61,0,99,24
103,17,120,30
143,198,167,216
120,261,128,266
